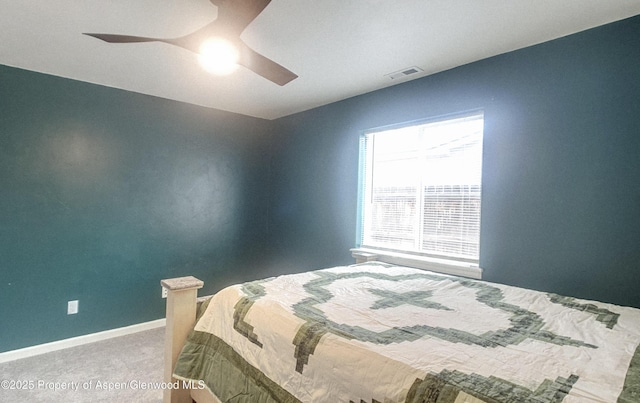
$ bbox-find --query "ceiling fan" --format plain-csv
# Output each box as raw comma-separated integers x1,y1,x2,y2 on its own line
84,0,298,86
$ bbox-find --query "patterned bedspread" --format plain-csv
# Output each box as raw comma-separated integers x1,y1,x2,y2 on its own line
173,263,640,402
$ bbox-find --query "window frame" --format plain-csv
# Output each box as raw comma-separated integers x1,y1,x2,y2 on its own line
355,111,484,278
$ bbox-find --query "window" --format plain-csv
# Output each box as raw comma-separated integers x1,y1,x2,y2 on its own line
358,112,484,265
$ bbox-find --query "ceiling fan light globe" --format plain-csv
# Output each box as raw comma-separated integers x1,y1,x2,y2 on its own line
198,38,240,76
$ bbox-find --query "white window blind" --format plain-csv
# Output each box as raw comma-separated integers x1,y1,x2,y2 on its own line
360,113,484,263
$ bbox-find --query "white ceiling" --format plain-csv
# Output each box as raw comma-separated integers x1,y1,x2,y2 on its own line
1,1,640,120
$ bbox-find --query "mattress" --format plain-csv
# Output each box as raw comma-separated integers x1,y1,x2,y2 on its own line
173,263,640,402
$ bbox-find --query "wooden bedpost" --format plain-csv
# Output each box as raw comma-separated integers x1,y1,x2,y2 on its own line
161,276,204,403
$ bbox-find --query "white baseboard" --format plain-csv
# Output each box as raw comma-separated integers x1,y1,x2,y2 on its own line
0,318,166,364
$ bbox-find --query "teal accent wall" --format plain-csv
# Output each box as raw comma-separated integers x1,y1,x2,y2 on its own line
0,66,272,352
268,15,640,308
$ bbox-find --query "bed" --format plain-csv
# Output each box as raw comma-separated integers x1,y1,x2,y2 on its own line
160,260,640,403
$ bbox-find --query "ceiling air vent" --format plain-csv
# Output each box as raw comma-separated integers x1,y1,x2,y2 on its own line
385,66,424,80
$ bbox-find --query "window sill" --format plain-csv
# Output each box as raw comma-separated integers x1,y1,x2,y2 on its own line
350,248,483,279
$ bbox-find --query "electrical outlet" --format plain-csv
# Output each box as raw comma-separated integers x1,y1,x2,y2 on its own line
162,287,168,299
67,300,79,315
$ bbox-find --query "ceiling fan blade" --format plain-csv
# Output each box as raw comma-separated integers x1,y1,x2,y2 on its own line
238,41,297,86
210,0,271,35
84,0,297,85
83,33,165,44
84,32,192,54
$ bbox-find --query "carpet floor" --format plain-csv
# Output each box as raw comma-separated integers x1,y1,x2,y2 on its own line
0,327,165,402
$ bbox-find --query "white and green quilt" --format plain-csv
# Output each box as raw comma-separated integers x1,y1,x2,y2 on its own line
174,263,640,402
